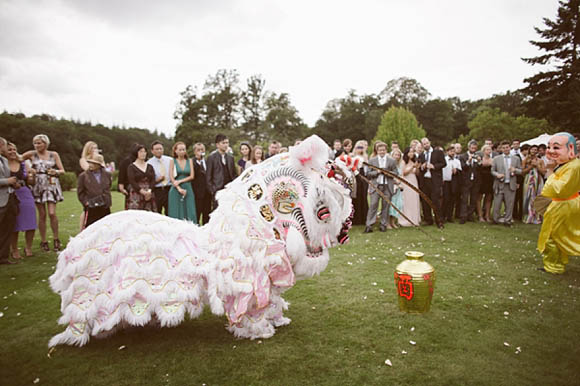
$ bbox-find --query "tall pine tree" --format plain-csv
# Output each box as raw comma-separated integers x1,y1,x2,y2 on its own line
521,0,580,130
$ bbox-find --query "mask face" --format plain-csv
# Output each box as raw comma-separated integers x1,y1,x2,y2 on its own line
547,135,574,165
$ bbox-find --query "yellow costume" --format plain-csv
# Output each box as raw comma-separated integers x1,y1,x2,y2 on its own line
537,158,580,273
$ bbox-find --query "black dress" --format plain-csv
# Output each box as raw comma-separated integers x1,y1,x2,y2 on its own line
479,163,493,194
352,166,369,225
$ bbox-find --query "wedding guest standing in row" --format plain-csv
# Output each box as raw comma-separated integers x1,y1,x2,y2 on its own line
398,146,421,227
117,143,139,209
0,137,19,265
168,142,197,223
248,145,264,168
6,142,36,259
192,143,211,225
22,134,65,251
127,144,156,212
237,142,252,174
476,144,494,223
147,140,172,215
78,141,100,230
350,141,368,226
77,153,112,229
206,134,237,209
388,148,404,229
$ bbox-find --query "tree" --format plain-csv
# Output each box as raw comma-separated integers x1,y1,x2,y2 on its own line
373,107,426,150
521,0,580,130
313,91,383,144
379,77,431,107
261,92,309,145
466,107,555,143
414,98,455,146
240,75,266,141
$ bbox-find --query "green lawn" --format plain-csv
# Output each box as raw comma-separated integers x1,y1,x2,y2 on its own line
1,191,578,385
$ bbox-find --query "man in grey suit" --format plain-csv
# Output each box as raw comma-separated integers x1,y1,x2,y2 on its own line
491,140,522,226
0,137,20,264
364,142,399,233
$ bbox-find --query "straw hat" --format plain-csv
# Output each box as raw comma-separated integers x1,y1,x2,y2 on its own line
87,153,106,168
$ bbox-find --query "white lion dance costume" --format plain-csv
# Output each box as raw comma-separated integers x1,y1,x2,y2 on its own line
49,135,355,347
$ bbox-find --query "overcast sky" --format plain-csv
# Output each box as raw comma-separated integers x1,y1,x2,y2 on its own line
0,0,558,137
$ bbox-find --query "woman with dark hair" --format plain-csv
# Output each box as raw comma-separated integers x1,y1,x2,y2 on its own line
398,146,421,227
342,138,353,155
118,143,140,210
351,140,368,225
237,142,252,174
6,142,36,258
168,142,197,222
127,144,157,211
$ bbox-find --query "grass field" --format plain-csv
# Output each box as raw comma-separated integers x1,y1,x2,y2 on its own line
1,191,579,385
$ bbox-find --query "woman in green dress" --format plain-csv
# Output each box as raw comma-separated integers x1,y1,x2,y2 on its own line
168,142,197,223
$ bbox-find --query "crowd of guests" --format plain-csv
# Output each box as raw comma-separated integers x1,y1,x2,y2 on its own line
1,132,579,265
331,134,580,233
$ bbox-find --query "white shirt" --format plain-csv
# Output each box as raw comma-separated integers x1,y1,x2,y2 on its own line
503,155,512,183
147,155,173,187
442,155,461,181
424,148,433,178
378,156,387,184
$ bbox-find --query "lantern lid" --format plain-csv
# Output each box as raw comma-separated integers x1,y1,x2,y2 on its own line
405,251,424,260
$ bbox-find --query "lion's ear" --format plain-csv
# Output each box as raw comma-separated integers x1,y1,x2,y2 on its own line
289,135,330,170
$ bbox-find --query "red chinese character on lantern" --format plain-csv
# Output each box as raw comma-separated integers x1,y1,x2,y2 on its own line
397,274,414,300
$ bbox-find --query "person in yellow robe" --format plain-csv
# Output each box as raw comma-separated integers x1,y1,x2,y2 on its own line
537,132,580,274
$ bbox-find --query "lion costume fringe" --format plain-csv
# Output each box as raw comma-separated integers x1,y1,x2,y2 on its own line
49,135,354,347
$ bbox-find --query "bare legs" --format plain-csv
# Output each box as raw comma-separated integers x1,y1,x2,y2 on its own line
37,202,59,250
477,193,493,222
10,230,35,258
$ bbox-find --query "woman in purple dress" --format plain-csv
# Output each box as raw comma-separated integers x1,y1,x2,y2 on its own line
6,142,37,259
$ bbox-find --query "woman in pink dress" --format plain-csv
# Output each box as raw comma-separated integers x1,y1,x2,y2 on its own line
398,146,421,227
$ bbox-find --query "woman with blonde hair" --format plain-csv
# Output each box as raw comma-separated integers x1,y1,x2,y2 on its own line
21,134,65,251
477,144,494,222
388,148,404,228
79,141,99,172
78,141,100,229
168,141,197,222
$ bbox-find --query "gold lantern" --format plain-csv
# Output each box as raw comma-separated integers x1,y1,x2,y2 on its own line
394,251,435,313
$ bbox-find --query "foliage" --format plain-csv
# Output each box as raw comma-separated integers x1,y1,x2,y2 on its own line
373,107,426,150
379,77,431,107
521,0,580,130
313,90,384,144
467,107,555,143
59,172,77,191
261,92,309,145
0,112,171,174
175,70,306,149
2,191,579,385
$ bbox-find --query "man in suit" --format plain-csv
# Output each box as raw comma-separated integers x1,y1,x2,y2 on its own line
0,137,19,265
491,140,522,226
458,140,481,223
192,142,211,224
417,137,446,226
442,145,462,223
206,134,237,210
147,140,172,215
364,142,399,233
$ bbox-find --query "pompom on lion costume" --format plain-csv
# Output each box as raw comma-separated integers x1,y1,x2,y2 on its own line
49,135,355,347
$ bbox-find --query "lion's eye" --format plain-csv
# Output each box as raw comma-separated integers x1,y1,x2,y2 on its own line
317,207,330,221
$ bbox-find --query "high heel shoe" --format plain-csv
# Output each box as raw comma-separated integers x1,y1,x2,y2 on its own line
40,241,50,252
24,248,33,257
53,239,62,252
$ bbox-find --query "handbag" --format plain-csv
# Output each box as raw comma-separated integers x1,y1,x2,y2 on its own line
87,194,106,208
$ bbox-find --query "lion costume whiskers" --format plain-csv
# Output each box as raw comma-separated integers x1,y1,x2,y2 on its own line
49,135,354,347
